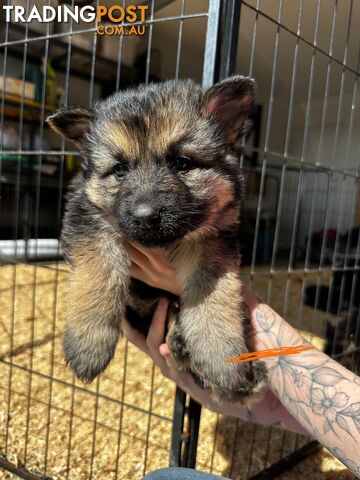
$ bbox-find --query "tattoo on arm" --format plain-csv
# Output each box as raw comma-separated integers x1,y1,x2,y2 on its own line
253,304,360,475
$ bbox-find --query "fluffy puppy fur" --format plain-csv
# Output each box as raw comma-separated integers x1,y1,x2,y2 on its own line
47,76,268,404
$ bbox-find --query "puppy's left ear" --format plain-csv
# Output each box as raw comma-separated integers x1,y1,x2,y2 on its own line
202,75,255,145
46,107,94,151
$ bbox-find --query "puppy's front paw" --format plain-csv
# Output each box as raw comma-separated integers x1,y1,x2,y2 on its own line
63,322,120,383
191,356,268,406
230,360,269,405
166,323,190,370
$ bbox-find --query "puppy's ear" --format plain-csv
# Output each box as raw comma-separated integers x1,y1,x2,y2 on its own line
46,108,94,149
202,75,255,145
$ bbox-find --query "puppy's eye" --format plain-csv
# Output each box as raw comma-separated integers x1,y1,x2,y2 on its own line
113,162,128,178
176,155,191,172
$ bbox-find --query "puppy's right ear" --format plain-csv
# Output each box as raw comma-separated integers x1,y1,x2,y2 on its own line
46,108,94,149
202,76,255,145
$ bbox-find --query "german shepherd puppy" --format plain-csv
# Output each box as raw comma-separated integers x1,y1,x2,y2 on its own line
47,76,268,404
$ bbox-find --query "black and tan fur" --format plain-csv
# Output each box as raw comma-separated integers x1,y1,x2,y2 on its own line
47,76,268,404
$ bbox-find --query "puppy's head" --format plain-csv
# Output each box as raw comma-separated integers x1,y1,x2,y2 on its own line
47,76,255,247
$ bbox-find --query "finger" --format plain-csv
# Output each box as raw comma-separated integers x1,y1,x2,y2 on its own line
146,298,169,361
147,298,170,377
159,343,180,370
159,343,172,367
129,262,150,284
129,241,173,272
128,241,154,257
159,342,171,357
126,243,152,273
159,344,196,393
146,299,172,376
121,317,151,356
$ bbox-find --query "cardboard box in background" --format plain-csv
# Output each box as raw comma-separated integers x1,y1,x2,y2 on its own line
0,76,36,100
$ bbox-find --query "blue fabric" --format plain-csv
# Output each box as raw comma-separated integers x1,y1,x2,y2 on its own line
143,467,229,480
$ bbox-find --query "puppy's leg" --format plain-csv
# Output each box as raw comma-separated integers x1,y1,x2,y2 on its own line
166,303,190,369
172,269,268,404
64,235,129,383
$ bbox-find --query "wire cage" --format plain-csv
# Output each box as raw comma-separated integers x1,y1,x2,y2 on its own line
0,0,360,479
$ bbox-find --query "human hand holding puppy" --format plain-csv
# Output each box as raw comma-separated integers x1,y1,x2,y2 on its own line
124,243,360,476
126,241,182,295
124,241,303,423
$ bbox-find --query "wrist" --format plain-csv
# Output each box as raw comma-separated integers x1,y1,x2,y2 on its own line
253,302,306,347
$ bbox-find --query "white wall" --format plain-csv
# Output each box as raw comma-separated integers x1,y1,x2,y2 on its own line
270,92,360,250
234,1,360,252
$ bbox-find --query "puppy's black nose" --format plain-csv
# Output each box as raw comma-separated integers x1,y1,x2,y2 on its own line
132,203,160,226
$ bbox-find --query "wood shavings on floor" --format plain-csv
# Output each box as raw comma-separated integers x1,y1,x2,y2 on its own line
0,263,353,479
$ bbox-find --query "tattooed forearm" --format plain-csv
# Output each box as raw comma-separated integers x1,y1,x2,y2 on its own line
252,301,360,477
327,447,360,476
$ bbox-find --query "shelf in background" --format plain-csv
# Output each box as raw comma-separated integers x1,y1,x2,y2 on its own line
3,24,133,87
3,92,55,111
2,92,56,122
